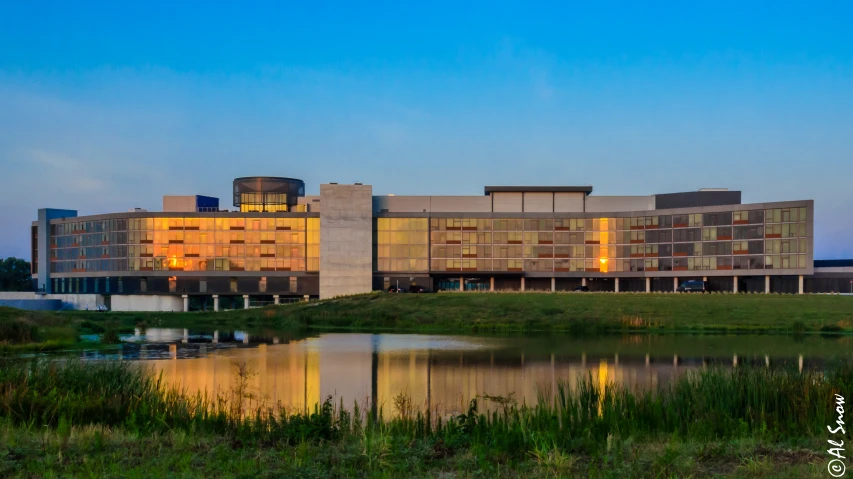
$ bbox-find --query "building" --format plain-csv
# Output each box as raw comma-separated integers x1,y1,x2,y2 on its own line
25,176,853,311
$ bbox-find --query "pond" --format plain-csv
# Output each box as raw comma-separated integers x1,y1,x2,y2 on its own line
65,328,853,417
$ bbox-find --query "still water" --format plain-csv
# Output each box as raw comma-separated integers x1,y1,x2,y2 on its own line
82,329,853,416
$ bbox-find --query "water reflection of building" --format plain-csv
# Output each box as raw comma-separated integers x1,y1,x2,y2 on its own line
136,332,827,419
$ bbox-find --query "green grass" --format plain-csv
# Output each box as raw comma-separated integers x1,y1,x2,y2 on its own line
0,359,847,477
72,292,853,334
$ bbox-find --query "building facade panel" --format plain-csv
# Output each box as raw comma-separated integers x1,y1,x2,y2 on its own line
319,184,373,298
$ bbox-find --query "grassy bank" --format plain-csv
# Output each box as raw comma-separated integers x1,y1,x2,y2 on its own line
4,293,853,351
0,359,845,478
75,292,853,334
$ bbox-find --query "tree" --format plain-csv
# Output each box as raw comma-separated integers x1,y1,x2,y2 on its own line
0,257,32,291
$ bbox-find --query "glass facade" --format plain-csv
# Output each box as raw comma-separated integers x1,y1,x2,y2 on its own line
382,206,810,274
48,216,319,274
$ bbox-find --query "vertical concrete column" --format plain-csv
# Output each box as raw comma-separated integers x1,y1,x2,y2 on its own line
459,276,464,292
243,295,250,309
582,278,587,287
520,277,526,292
614,278,620,293
273,294,280,305
702,276,708,282
645,277,651,293
733,354,738,367
765,275,771,294
182,294,189,312
182,328,189,344
733,277,738,293
798,275,804,294
303,294,310,302
551,277,556,292
213,330,219,344
213,294,219,312
673,277,678,292
243,333,249,344
489,277,495,292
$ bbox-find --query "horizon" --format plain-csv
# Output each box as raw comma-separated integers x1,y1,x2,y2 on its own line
1,1,851,259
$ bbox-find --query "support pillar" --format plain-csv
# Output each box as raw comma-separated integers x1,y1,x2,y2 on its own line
182,328,188,344
765,355,770,368
733,354,738,367
182,294,189,312
582,278,587,287
673,354,678,367
673,277,678,292
213,330,219,344
733,277,738,293
765,275,770,294
798,275,804,294
273,294,280,305
551,277,556,292
243,333,249,344
645,277,651,293
520,277,525,292
243,295,250,309
213,294,219,312
645,354,650,367
798,354,803,372
489,277,494,292
615,278,620,293
303,294,310,302
702,276,708,282
459,276,464,292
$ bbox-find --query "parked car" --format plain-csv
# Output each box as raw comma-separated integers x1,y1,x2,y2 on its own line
387,286,406,293
409,285,432,293
677,280,707,293
573,285,589,292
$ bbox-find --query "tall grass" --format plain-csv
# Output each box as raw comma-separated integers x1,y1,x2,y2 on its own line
1,358,849,460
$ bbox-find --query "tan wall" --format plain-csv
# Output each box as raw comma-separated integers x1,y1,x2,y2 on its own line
429,196,491,213
522,192,553,212
554,192,585,212
298,196,322,212
492,192,523,212
111,295,183,312
373,196,431,213
319,184,374,299
585,196,656,212
162,196,197,212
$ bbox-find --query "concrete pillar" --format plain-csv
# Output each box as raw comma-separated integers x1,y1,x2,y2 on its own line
582,278,587,287
459,276,464,292
551,277,556,292
489,277,495,292
765,355,770,368
673,355,678,367
798,275,804,294
520,277,525,292
645,277,651,293
273,294,280,305
645,354,650,367
243,295,250,309
182,328,188,344
213,330,219,344
702,276,708,282
798,354,803,372
733,354,738,367
243,333,249,344
765,275,770,294
273,337,280,344
673,277,678,292
303,294,310,302
213,295,219,312
614,278,620,293
182,294,189,312
733,277,738,293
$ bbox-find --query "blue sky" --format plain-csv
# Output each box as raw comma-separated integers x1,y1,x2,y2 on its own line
0,1,851,259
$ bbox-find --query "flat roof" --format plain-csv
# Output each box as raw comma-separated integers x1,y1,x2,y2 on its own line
484,186,593,195
815,259,853,268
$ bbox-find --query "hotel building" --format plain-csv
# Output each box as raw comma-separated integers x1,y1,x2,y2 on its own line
27,176,853,311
